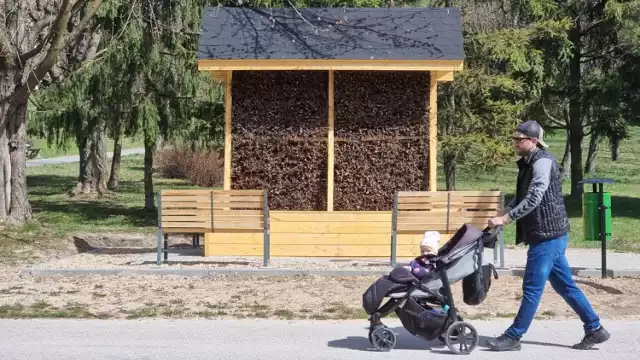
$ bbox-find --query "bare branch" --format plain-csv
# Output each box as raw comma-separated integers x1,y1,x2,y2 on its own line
541,102,568,128
20,0,73,95
65,0,102,49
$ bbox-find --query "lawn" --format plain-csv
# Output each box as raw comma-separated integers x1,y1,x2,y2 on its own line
2,125,638,262
29,136,144,159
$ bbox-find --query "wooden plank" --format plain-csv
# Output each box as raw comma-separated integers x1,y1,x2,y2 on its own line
447,190,502,197
212,201,262,209
214,210,264,216
161,190,212,196
327,69,335,212
161,203,211,210
429,72,438,191
213,195,263,202
163,227,212,234
270,211,391,222
213,190,265,196
398,203,449,210
161,209,212,216
398,195,449,204
162,215,211,222
397,223,450,232
224,71,232,190
269,221,391,234
162,195,211,202
197,59,465,71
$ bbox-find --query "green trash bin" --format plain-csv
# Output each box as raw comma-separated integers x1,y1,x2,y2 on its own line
580,178,615,279
582,191,612,242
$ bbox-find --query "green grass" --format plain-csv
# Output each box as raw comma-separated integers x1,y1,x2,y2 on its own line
29,136,144,159
442,126,640,251
2,126,638,261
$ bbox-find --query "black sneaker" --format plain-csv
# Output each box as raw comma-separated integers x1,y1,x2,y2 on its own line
486,334,521,351
573,326,610,350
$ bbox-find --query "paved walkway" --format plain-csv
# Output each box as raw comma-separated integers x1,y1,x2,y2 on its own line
0,319,632,359
26,148,145,167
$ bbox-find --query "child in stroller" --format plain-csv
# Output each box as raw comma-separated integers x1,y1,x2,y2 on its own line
362,224,501,355
403,231,440,279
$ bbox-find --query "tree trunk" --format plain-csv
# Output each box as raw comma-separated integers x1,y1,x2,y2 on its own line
560,129,571,178
90,120,108,195
107,128,122,190
568,24,584,199
76,133,93,194
1,71,33,225
0,126,9,220
144,130,155,211
443,151,456,191
611,135,620,161
585,132,600,175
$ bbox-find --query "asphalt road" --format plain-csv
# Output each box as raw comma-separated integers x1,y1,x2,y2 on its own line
0,318,635,360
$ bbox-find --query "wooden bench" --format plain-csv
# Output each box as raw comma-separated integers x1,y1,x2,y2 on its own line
391,190,504,266
156,189,269,265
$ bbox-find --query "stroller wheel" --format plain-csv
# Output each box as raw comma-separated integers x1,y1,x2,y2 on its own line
444,321,479,355
369,326,396,352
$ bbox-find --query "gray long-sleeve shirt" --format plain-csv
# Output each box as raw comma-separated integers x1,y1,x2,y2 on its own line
507,154,553,221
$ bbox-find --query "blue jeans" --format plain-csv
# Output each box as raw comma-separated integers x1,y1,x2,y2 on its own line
504,233,601,340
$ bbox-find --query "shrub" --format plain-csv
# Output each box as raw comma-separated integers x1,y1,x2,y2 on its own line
156,149,224,187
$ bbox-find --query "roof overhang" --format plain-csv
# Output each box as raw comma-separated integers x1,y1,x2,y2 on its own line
197,59,464,72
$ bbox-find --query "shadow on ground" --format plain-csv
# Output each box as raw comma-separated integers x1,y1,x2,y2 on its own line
327,327,577,353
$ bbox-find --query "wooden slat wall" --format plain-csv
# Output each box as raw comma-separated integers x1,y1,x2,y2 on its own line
161,189,265,234
204,191,502,258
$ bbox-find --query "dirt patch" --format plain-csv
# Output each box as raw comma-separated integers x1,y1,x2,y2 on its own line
0,268,638,321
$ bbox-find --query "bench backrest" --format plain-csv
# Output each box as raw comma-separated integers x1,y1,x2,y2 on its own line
393,190,503,234
211,190,267,231
158,189,267,233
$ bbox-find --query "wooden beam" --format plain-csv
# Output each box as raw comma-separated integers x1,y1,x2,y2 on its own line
433,71,454,82
211,71,227,82
327,70,335,211
197,59,464,72
429,72,438,192
224,71,233,190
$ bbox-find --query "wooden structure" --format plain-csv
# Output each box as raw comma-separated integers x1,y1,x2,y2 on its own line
156,189,269,264
194,6,493,262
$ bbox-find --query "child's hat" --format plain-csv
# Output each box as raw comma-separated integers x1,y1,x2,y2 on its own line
420,231,440,251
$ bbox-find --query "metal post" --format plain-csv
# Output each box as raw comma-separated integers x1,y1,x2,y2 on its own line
164,234,168,264
263,190,270,267
156,192,163,265
497,192,505,267
390,192,398,266
599,183,607,278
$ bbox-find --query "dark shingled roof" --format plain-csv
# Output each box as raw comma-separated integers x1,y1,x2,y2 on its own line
198,7,465,61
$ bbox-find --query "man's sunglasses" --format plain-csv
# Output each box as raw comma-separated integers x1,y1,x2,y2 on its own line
512,137,532,143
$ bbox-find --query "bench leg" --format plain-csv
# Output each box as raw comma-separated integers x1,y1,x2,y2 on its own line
156,229,163,265
192,234,197,248
164,234,169,264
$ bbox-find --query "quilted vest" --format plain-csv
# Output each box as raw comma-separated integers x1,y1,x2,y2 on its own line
514,148,570,245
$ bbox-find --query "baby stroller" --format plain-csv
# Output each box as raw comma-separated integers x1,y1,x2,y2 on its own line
362,224,501,355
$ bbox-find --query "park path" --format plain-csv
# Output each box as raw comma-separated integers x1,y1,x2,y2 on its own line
0,318,634,360
26,148,145,167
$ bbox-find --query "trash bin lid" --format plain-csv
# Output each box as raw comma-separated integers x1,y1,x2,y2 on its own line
579,178,616,184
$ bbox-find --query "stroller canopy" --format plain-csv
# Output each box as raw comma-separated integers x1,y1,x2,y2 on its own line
436,224,484,265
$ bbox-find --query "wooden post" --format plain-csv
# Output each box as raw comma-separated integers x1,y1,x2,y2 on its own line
428,72,438,192
327,70,335,211
224,71,233,190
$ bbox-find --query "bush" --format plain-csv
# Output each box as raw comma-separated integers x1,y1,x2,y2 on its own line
155,149,224,187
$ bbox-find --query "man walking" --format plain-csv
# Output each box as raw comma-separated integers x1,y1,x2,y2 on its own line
485,120,610,351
